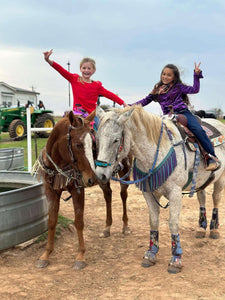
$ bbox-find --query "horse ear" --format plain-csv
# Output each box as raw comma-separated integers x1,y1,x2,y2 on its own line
85,110,96,123
68,111,75,124
96,106,106,120
68,111,84,128
117,107,134,124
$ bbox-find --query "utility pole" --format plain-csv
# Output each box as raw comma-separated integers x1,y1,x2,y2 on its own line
67,61,71,107
30,85,36,91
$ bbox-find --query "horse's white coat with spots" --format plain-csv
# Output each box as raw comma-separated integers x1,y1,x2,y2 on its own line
95,105,225,272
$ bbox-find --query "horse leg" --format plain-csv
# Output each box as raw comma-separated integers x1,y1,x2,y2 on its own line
196,190,207,238
120,182,131,235
71,188,87,270
36,187,60,268
141,192,160,268
168,234,183,274
209,208,219,239
167,190,183,273
209,178,225,239
119,156,131,235
99,182,112,238
142,230,159,268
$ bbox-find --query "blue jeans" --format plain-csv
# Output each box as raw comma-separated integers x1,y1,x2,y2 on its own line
93,115,99,132
178,109,215,157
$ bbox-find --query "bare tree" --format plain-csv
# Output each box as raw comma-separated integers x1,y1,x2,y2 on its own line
214,108,223,119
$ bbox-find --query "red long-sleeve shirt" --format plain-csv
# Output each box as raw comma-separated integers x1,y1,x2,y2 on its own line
52,61,124,113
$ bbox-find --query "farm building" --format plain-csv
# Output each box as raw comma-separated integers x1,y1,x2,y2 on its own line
0,82,39,107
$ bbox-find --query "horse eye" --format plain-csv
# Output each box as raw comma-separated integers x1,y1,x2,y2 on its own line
76,143,83,149
113,138,119,144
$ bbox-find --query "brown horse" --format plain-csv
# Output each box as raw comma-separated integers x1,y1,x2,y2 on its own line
34,111,131,270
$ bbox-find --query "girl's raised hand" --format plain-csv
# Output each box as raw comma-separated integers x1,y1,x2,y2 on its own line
43,49,53,62
194,62,201,75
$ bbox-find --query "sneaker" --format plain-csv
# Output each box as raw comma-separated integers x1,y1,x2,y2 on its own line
206,158,221,171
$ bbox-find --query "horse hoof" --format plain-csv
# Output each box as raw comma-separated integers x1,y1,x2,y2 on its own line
168,265,182,274
195,228,206,238
36,259,49,268
99,230,110,238
141,257,156,268
168,256,182,274
209,229,220,239
74,260,86,270
122,226,131,235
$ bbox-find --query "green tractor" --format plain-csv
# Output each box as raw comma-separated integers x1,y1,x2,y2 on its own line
0,102,55,140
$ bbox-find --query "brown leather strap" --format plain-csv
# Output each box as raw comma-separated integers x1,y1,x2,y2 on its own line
196,172,215,191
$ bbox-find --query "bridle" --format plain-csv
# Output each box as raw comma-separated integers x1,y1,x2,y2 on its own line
37,119,88,193
95,131,124,168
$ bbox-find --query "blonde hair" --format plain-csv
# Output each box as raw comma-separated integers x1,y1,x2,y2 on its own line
80,57,96,71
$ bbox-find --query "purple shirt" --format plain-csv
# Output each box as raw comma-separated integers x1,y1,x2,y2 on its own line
133,71,203,115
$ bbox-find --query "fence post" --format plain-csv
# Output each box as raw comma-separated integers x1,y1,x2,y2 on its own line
27,108,32,173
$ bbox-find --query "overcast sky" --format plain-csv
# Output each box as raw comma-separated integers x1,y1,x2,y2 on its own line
0,0,225,115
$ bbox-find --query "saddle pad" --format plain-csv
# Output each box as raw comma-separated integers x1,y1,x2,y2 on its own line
187,134,225,151
186,120,225,151
201,121,222,138
201,121,225,147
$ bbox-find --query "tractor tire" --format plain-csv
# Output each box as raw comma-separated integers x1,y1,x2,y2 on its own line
9,119,27,140
34,114,55,138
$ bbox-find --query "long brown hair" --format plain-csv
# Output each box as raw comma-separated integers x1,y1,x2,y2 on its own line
153,64,190,105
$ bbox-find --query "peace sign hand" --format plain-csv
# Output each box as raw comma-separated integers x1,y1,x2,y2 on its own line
194,62,201,75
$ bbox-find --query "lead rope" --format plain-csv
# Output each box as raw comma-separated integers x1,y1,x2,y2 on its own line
111,120,164,185
189,143,200,197
111,120,170,209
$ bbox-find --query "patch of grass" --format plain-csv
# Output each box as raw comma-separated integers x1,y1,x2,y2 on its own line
57,214,74,230
35,215,74,243
0,132,48,170
35,231,49,243
0,115,63,169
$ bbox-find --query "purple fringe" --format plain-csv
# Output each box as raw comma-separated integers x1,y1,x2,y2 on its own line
133,147,177,192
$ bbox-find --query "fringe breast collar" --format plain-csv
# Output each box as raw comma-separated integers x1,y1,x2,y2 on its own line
133,147,177,192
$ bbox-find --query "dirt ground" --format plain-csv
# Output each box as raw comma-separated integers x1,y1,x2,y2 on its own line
1,181,225,300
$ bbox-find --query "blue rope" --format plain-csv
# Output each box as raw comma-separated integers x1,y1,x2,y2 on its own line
189,143,200,197
173,140,187,170
112,167,132,181
133,147,177,192
111,120,164,185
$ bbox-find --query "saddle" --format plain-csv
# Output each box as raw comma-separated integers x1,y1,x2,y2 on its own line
171,114,225,160
72,104,99,132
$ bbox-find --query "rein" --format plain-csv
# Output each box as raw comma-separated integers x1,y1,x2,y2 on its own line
112,120,170,209
110,116,206,201
111,120,164,185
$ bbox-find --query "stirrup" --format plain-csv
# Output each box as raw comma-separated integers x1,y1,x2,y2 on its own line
206,157,221,172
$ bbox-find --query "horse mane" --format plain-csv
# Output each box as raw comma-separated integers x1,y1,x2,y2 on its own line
114,105,176,146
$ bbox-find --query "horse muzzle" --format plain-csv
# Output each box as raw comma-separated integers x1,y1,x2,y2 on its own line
95,166,112,184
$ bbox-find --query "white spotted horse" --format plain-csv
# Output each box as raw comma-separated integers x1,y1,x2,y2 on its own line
33,110,132,270
94,105,225,273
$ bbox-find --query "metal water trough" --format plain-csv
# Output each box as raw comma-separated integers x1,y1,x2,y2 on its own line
0,171,48,251
0,148,24,171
